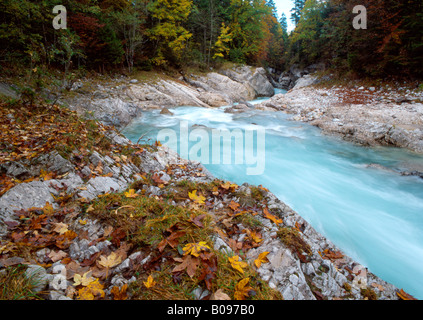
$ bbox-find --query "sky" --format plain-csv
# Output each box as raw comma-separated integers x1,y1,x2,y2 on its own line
274,0,296,31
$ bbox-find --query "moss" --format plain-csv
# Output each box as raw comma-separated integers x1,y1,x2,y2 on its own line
277,227,312,262
361,287,378,300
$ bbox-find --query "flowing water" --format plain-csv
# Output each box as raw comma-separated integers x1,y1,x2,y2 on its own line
123,89,423,299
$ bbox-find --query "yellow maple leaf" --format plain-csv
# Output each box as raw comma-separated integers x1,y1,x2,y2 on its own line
254,252,270,268
220,181,238,190
249,230,263,244
188,190,206,204
124,189,139,198
73,271,95,287
77,279,105,300
228,255,248,274
183,241,211,257
234,278,254,300
143,275,156,289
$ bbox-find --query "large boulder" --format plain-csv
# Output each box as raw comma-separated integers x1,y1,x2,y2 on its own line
222,66,275,97
186,72,256,104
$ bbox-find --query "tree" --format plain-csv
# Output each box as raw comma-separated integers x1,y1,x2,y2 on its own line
290,0,306,26
109,0,148,73
148,0,193,66
213,22,233,60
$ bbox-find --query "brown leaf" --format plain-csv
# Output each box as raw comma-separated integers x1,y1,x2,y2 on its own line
210,289,231,300
111,284,128,300
158,230,186,252
172,255,200,278
48,250,68,262
189,214,206,228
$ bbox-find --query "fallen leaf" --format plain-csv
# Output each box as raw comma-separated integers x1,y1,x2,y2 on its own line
144,275,156,288
228,255,248,274
42,202,54,215
229,201,240,211
48,250,68,263
52,222,69,235
172,255,200,278
77,279,105,300
124,189,139,198
111,284,128,300
246,230,263,244
97,252,122,278
397,289,417,300
189,214,206,228
73,271,95,287
183,241,211,257
188,190,206,204
210,289,231,300
262,207,283,225
234,278,254,300
254,252,269,268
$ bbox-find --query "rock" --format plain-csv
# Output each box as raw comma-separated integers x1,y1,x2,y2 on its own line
78,176,127,201
187,72,256,103
222,66,274,97
160,108,174,115
197,91,229,107
293,75,318,90
25,265,51,293
224,103,250,114
0,181,56,236
49,274,68,291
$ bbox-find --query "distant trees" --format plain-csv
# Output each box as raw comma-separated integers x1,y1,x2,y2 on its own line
283,0,423,78
0,0,421,78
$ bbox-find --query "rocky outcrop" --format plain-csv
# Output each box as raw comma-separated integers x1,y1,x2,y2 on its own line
276,63,325,90
255,85,423,155
61,65,275,129
220,66,275,97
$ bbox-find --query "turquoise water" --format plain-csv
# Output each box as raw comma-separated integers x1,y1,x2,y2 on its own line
123,90,423,299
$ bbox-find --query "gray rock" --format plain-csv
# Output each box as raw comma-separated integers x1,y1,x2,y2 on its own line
25,265,51,293
78,176,127,201
49,274,68,291
0,181,56,236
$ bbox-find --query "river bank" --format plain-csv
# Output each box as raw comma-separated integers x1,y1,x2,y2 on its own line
257,80,423,155
0,67,419,300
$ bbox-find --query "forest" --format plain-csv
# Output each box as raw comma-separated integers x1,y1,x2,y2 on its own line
0,0,422,79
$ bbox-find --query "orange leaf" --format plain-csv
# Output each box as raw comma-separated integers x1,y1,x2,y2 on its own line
397,289,417,300
229,201,240,211
262,207,283,225
254,251,269,268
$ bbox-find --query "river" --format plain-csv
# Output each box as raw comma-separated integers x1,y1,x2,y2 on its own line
122,89,423,299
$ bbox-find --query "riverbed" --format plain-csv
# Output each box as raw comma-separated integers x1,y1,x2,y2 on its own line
122,90,423,299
